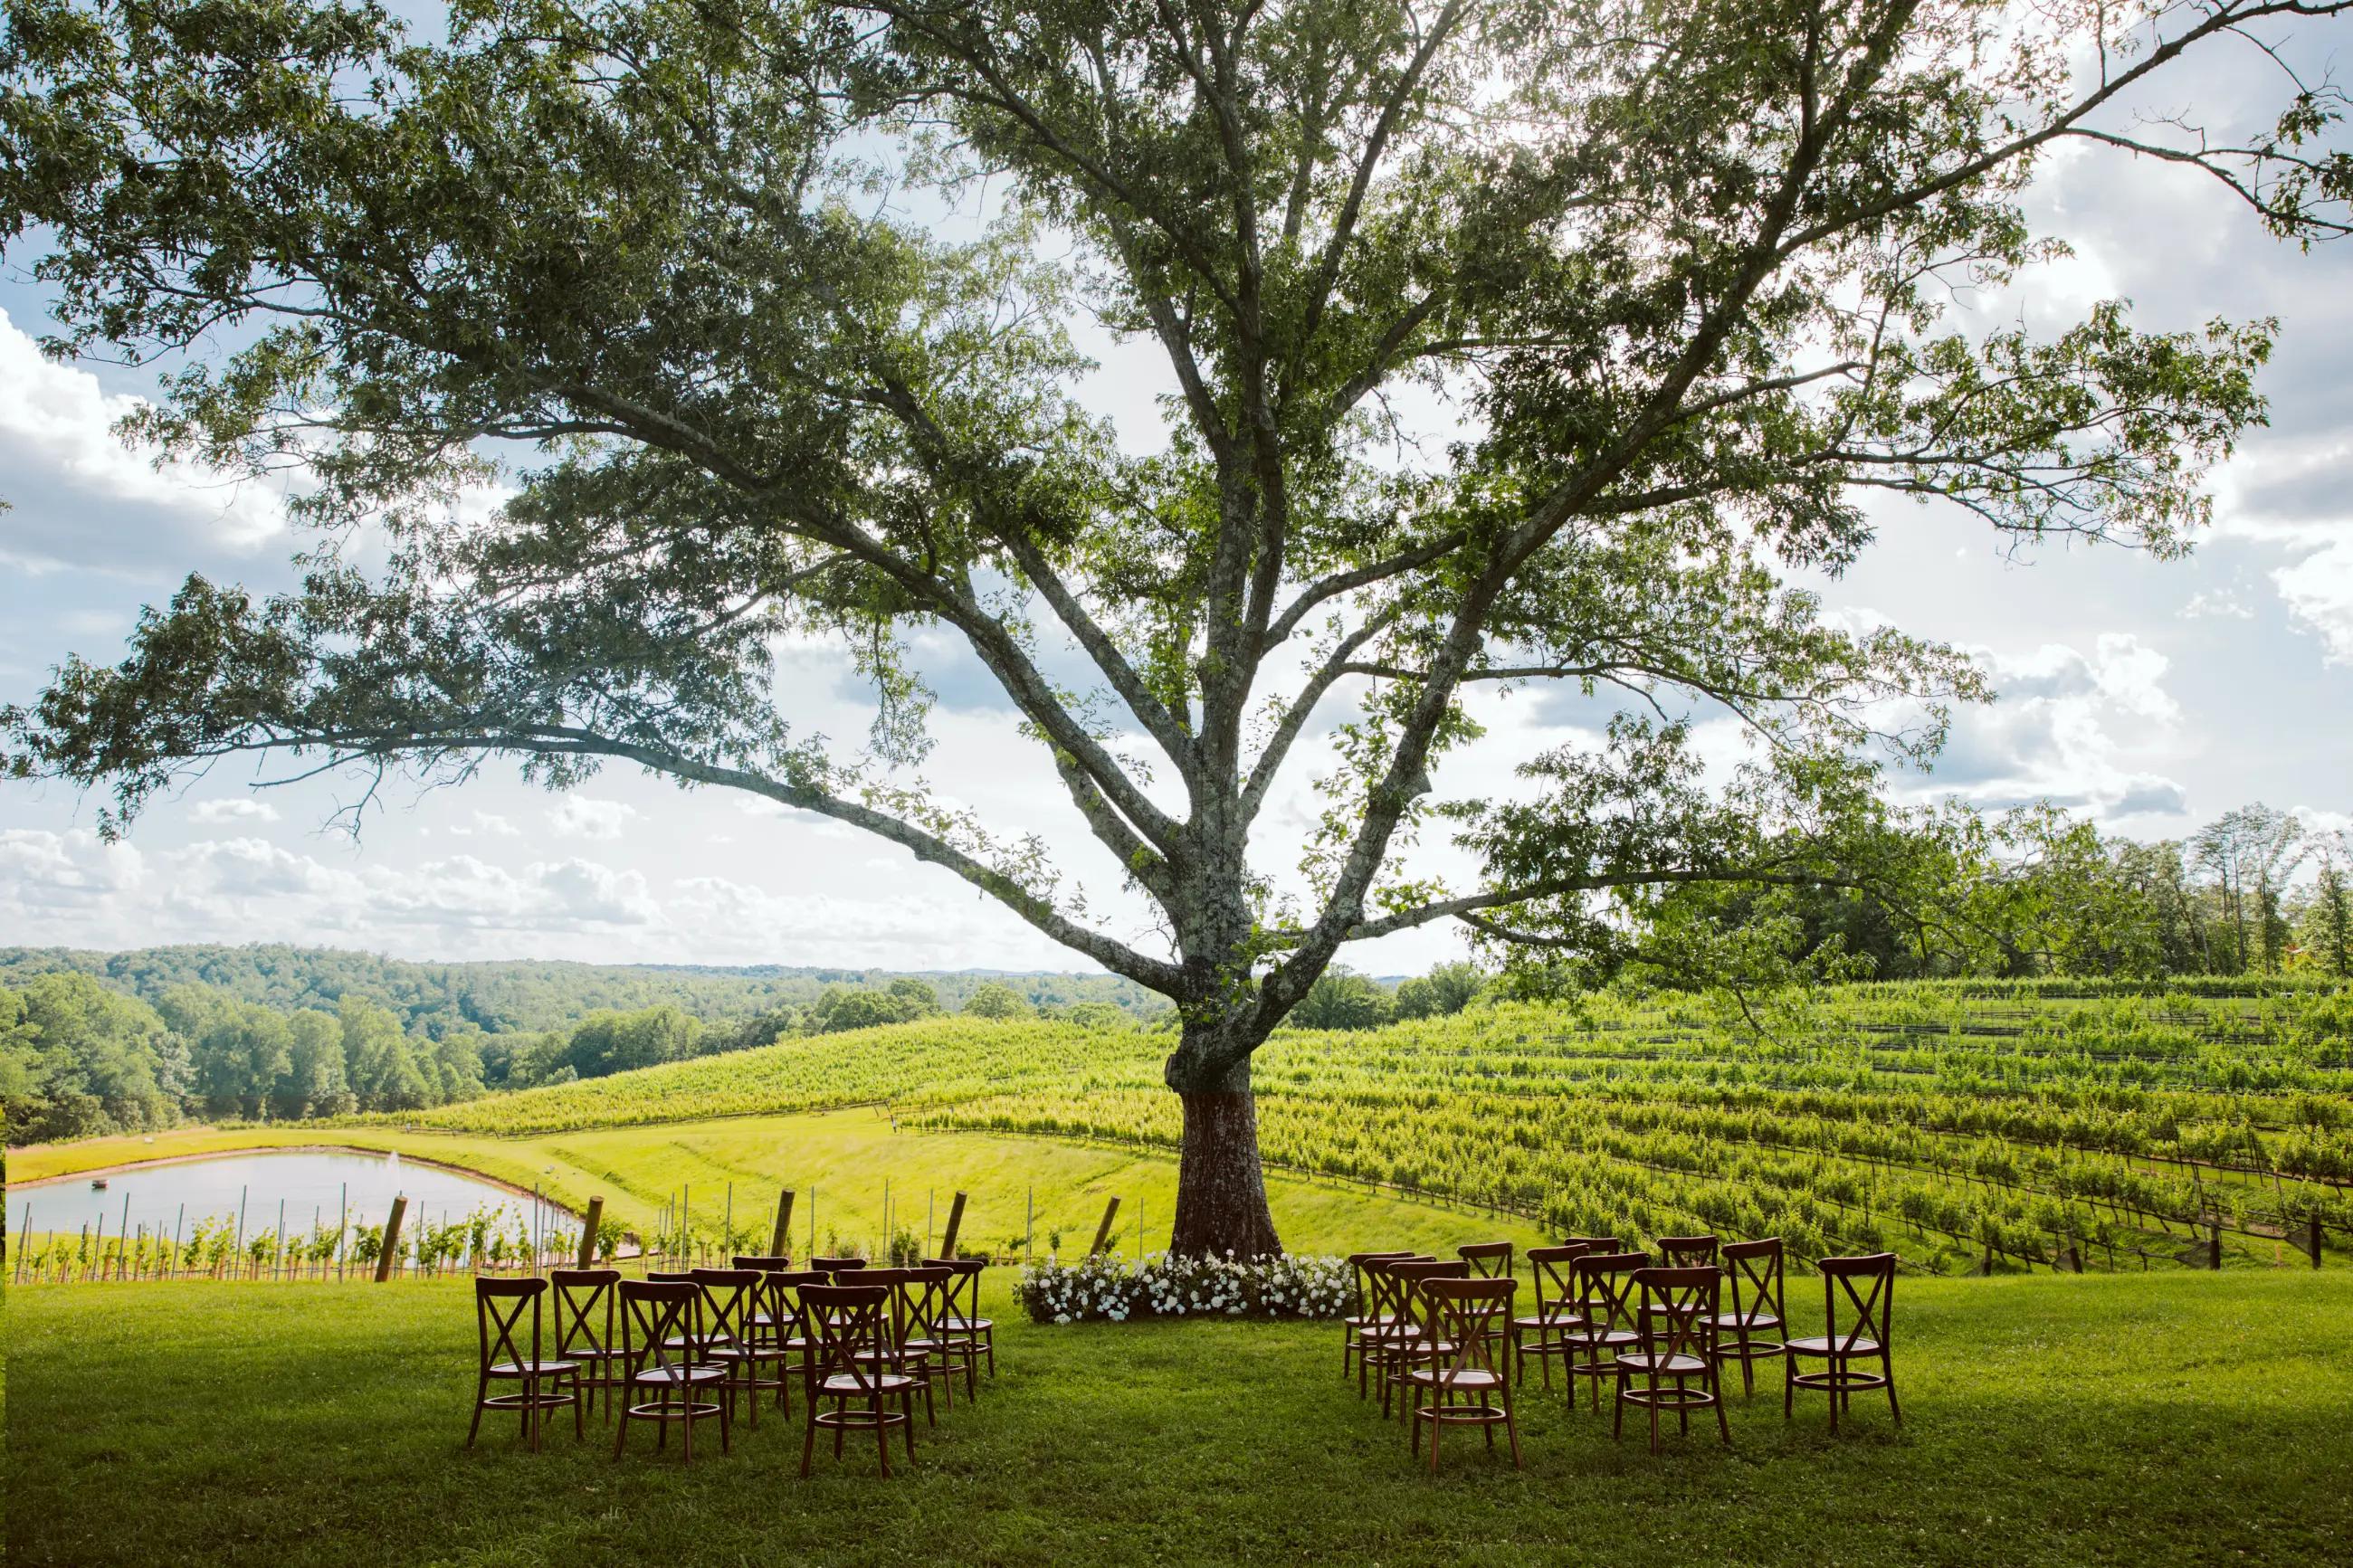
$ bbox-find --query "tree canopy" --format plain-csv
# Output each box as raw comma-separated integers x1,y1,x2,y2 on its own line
5,0,2348,1250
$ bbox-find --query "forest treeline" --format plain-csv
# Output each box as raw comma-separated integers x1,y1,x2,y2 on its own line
0,951,1159,1145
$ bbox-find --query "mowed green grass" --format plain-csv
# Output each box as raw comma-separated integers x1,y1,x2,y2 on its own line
10,1109,1552,1261
6,1272,2350,1567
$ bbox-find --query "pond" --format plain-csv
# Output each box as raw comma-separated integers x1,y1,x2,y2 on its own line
10,1146,558,1242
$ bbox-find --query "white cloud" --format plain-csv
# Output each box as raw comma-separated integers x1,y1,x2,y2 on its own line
548,797,638,841
1921,634,2189,821
448,811,519,838
0,309,289,564
189,798,281,824
2181,589,2253,621
2272,538,2353,666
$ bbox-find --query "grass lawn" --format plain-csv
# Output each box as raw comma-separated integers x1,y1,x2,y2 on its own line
10,1111,1554,1261
5,1270,2349,1566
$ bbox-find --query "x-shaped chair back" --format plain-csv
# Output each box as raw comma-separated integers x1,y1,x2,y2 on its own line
690,1268,758,1351
1819,1252,1897,1354
1457,1240,1514,1279
548,1268,618,1368
1722,1238,1785,1326
1574,1251,1649,1341
1632,1266,1718,1363
1656,1234,1720,1268
801,1283,893,1396
619,1279,700,1382
1526,1244,1590,1319
476,1277,546,1374
1422,1278,1515,1386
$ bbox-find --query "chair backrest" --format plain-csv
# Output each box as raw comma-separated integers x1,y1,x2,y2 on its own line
1573,1251,1650,1336
1420,1278,1517,1383
800,1282,893,1393
548,1268,619,1359
1345,1251,1417,1318
1631,1266,1720,1362
1388,1259,1472,1341
924,1258,983,1326
1721,1238,1785,1326
475,1276,546,1373
645,1269,693,1283
811,1255,868,1274
1361,1254,1434,1333
1656,1233,1720,1267
732,1253,793,1271
1457,1240,1515,1279
1818,1252,1897,1353
1526,1244,1589,1316
617,1279,700,1379
689,1267,759,1346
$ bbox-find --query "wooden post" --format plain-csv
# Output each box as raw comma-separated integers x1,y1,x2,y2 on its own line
2311,1213,2325,1269
770,1190,795,1259
376,1195,408,1283
939,1192,968,1259
1090,1196,1121,1257
2209,1222,2223,1271
577,1197,605,1269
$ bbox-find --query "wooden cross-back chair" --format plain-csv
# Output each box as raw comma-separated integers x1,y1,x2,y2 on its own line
1380,1259,1472,1421
1614,1267,1730,1452
1786,1252,1900,1432
1341,1251,1417,1383
614,1279,730,1463
1558,1236,1623,1316
1354,1255,1433,1401
799,1282,919,1476
466,1277,581,1451
1714,1238,1788,1396
1406,1278,1523,1473
1512,1244,1592,1391
691,1268,773,1429
926,1258,991,1395
548,1268,624,1421
1563,1252,1649,1411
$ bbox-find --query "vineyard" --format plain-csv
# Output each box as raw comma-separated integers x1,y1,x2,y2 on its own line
337,977,2353,1277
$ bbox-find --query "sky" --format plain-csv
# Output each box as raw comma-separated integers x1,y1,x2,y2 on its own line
2,18,2349,977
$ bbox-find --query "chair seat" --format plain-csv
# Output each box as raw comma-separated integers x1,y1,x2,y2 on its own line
820,1372,918,1395
1579,1329,1642,1349
631,1364,727,1387
1405,1366,1502,1390
1343,1312,1396,1329
1710,1312,1782,1331
1786,1335,1882,1356
1514,1311,1584,1329
488,1358,578,1376
1615,1351,1709,1375
1397,1338,1458,1358
939,1316,994,1332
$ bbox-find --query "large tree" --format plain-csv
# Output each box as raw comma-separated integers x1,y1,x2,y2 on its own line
3,0,2347,1253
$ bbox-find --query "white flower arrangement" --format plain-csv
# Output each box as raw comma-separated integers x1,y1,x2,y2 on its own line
1016,1250,1353,1324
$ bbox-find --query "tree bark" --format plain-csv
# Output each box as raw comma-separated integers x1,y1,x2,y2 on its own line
1164,1040,1282,1259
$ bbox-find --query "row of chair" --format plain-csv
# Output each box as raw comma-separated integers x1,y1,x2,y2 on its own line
1341,1237,1900,1467
466,1254,996,1474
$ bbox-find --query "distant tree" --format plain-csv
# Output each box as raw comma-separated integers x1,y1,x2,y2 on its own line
562,1007,702,1078
1394,961,1486,1019
818,990,919,1032
273,1007,349,1120
2301,833,2353,978
1291,970,1394,1031
887,978,942,1015
964,982,1032,1020
7,0,2344,1252
2,972,177,1139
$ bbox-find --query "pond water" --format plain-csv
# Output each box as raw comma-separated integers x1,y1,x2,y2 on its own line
11,1147,555,1240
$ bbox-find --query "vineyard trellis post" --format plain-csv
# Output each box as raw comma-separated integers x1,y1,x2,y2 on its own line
13,1202,26,1285
2310,1215,2324,1269
770,1190,794,1259
940,1192,967,1259
275,1199,285,1282
233,1186,246,1279
335,1185,345,1281
119,1192,130,1281
376,1195,407,1283
1091,1197,1120,1258
175,1203,186,1283
579,1196,605,1269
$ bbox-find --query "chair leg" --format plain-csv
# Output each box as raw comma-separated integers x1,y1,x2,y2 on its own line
466,1373,489,1448
1885,1358,1902,1424
876,1398,892,1478
613,1400,632,1461
800,1405,819,1478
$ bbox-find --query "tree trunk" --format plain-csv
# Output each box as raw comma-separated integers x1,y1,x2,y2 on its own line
1164,1042,1282,1259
